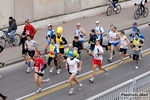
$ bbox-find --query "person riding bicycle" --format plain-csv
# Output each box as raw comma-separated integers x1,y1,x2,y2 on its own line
135,0,147,12
64,44,79,62
72,36,83,54
5,17,17,42
110,0,119,11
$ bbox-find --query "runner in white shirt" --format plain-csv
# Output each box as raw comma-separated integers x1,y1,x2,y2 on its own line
66,53,84,95
75,23,87,51
89,39,109,83
118,31,130,65
108,26,120,63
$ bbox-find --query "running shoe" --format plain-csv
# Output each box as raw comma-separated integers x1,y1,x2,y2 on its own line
135,66,138,70
69,88,75,95
46,78,51,86
108,58,112,63
49,67,54,73
89,78,95,83
79,84,84,91
119,61,123,66
36,88,42,93
26,67,31,73
24,62,28,67
57,69,61,74
105,68,109,75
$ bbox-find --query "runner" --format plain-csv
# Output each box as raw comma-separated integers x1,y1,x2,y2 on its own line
89,39,109,83
75,23,87,51
47,38,60,74
130,33,144,69
95,21,107,50
88,29,98,56
64,44,79,62
130,22,139,37
25,35,38,73
55,26,67,73
44,24,55,55
72,36,83,56
66,53,84,95
107,25,115,56
32,51,50,93
108,26,120,63
118,31,130,65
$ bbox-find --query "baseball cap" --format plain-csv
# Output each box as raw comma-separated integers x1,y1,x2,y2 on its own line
48,24,53,27
69,54,74,58
133,22,137,25
25,19,30,23
96,21,99,24
96,39,99,41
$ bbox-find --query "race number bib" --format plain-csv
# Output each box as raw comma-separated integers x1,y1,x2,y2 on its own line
34,67,38,72
74,47,78,52
26,30,30,35
69,65,74,70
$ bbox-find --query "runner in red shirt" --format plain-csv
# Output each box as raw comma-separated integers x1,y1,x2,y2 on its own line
32,51,50,93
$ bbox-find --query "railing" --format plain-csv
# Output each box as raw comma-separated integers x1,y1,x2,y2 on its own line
86,70,150,100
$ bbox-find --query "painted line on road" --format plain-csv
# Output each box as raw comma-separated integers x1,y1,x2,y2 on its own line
16,48,150,100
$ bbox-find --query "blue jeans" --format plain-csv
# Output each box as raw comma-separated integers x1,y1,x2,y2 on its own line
112,0,118,8
6,30,16,41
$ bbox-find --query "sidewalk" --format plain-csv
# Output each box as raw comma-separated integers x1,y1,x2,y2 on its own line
0,3,150,66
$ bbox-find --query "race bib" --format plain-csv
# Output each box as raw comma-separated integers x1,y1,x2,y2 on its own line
69,65,74,70
56,42,60,47
34,67,38,72
26,30,30,35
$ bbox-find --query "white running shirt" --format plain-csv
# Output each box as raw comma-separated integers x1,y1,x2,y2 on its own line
75,28,84,41
67,58,80,74
107,30,114,43
120,36,128,49
93,45,104,60
111,32,120,43
25,40,37,51
95,25,104,40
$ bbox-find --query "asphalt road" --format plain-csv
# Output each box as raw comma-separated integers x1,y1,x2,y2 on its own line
0,24,150,100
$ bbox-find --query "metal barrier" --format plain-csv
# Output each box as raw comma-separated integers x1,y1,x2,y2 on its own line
86,71,150,100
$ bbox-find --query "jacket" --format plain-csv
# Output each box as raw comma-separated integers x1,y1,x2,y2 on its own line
22,24,37,39
8,19,17,31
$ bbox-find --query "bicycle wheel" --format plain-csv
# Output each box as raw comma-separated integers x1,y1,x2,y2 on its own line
115,4,121,14
143,7,149,17
0,37,6,49
134,10,140,20
12,34,21,46
106,6,113,16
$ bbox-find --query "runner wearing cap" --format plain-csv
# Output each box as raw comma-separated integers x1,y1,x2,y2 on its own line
75,23,87,51
95,21,107,50
44,24,56,55
130,22,139,38
32,51,50,93
66,53,84,95
89,39,109,83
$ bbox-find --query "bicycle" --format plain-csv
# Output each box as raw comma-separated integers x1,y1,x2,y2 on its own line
106,1,121,16
134,4,149,20
0,29,21,47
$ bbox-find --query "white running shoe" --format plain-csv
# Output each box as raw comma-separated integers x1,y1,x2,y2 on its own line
57,69,61,74
79,84,84,91
46,78,51,86
26,67,31,73
69,88,75,95
119,61,123,66
114,8,117,11
36,88,42,93
135,66,138,70
89,78,95,83
105,68,109,75
49,67,54,73
112,55,116,58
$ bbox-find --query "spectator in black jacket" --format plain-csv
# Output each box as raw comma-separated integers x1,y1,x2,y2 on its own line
6,17,17,42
